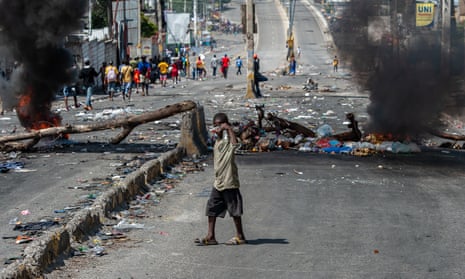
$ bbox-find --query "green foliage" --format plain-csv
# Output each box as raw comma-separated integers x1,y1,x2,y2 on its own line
91,0,108,29
141,13,158,38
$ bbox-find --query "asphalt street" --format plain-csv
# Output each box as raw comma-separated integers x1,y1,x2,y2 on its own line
47,151,465,279
2,0,465,278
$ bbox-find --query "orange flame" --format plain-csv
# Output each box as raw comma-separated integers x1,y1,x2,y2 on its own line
16,87,68,139
365,133,411,144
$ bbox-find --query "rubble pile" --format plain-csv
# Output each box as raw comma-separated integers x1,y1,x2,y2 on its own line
214,107,424,156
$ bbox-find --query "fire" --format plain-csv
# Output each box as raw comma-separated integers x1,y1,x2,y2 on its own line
365,133,411,144
16,87,68,139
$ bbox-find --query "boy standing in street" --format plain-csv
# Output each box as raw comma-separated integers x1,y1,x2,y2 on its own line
196,112,247,246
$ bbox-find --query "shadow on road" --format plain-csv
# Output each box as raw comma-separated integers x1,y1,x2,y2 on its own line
246,238,289,245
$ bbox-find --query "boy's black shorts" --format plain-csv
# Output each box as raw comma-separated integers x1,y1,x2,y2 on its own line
206,187,243,218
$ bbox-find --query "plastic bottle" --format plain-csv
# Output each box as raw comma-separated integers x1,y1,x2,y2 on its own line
113,219,145,230
92,245,105,256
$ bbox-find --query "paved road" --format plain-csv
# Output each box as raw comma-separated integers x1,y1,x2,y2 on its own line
46,151,465,278
255,0,288,72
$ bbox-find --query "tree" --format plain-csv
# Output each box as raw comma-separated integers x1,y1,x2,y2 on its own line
91,1,157,38
141,13,158,38
91,0,108,29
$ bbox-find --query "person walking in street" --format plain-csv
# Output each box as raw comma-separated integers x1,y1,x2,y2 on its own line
190,52,196,80
133,67,141,94
221,54,230,79
105,61,119,101
333,55,339,72
119,60,133,101
138,56,151,96
175,58,183,82
158,59,169,87
235,56,243,75
253,53,264,98
79,58,99,110
210,54,218,77
170,62,179,87
98,62,107,93
196,56,205,80
62,84,80,111
195,112,247,246
289,55,296,76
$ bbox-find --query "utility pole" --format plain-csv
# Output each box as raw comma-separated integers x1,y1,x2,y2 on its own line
441,0,451,77
157,0,164,57
286,0,296,60
107,0,114,39
245,0,255,98
88,0,92,35
194,0,198,49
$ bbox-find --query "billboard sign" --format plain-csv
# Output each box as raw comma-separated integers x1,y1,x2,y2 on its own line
166,13,191,45
416,2,435,27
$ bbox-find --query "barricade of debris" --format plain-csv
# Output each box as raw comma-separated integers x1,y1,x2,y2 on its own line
215,105,430,156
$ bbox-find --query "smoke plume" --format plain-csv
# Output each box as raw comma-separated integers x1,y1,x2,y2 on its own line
0,0,87,128
333,0,462,137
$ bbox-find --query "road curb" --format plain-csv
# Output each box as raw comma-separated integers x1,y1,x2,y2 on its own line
1,147,186,279
1,106,208,279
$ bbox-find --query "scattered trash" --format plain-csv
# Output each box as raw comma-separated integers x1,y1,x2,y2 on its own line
4,256,24,265
113,219,145,230
13,220,59,231
20,210,30,216
0,161,25,172
15,235,34,244
317,124,334,137
91,245,105,256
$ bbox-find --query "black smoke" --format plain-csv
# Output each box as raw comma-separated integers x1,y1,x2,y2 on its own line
333,0,461,137
0,0,87,128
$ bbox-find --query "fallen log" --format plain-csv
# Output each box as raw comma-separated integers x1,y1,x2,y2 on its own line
265,112,316,138
0,101,197,151
429,130,465,141
255,104,316,137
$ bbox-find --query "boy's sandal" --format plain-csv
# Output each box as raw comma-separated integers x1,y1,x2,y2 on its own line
195,237,218,246
224,236,247,245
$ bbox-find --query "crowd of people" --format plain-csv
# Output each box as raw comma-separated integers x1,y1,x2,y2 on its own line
63,55,188,110
61,47,273,111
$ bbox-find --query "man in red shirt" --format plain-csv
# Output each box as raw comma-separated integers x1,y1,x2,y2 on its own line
221,54,230,79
